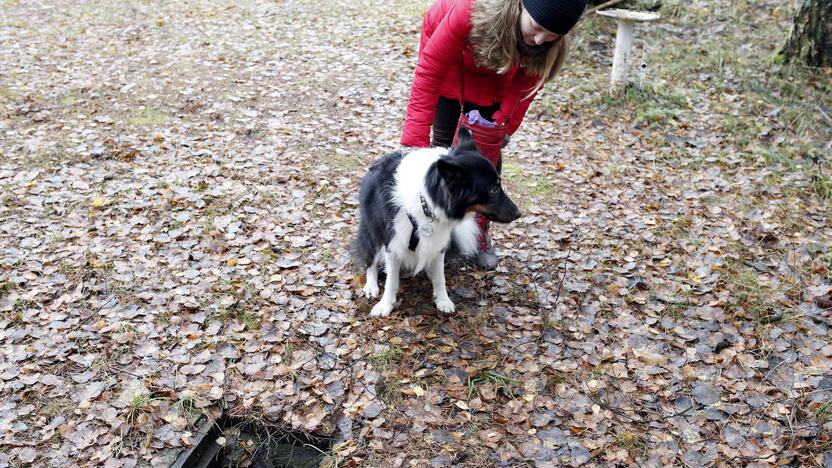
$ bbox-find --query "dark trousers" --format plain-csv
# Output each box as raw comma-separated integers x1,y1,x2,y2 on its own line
431,96,500,148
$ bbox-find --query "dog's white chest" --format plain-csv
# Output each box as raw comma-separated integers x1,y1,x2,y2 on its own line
393,212,453,275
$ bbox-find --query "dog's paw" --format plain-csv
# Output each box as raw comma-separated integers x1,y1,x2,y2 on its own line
362,282,380,299
370,301,394,317
435,297,455,314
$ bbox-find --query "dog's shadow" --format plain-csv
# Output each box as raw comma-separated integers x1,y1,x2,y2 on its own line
356,261,482,318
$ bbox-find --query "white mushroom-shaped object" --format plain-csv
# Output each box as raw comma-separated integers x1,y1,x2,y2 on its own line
596,9,660,93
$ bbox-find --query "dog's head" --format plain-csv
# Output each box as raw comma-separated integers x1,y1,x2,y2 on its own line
435,128,522,223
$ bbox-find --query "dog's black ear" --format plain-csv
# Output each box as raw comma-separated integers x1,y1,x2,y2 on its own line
455,127,475,149
437,158,471,187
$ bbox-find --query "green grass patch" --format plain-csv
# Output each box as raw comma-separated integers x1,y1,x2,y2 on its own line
588,82,689,130
719,255,776,321
668,214,693,240
650,290,693,321
528,178,557,199
237,310,261,331
576,14,602,38
819,252,832,281
128,391,153,408
760,149,800,169
13,298,35,311
615,430,649,459
366,344,402,372
172,394,202,428
60,93,80,106
333,151,363,172
376,377,402,406
726,265,762,305
812,164,832,201
42,397,74,418
0,281,11,299
212,307,261,331
316,247,336,265
718,115,758,151
467,369,518,400
281,342,294,367
815,400,832,425
501,160,523,182
0,86,17,102
501,161,557,201
575,0,830,172
0,19,27,28
157,310,170,325
660,0,684,19
125,389,154,424
635,105,682,128
500,160,527,206
542,368,567,392
762,170,784,188
128,107,171,126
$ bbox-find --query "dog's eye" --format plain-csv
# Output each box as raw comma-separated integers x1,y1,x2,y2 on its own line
489,186,500,197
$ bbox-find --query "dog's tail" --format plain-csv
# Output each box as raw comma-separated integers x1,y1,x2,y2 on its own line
350,230,376,273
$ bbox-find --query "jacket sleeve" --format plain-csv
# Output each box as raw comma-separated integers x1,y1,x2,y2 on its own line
492,70,539,136
401,2,472,148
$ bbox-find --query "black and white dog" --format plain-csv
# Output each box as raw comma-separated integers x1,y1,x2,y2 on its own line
353,128,521,317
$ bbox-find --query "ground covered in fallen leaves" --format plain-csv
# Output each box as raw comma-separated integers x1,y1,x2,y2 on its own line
1,0,831,466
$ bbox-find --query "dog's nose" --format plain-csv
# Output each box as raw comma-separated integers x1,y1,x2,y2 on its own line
491,199,522,224
507,198,521,221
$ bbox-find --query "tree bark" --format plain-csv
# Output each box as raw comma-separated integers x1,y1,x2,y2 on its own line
781,0,832,67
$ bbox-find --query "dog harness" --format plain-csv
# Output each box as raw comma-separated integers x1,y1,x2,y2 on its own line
407,194,436,251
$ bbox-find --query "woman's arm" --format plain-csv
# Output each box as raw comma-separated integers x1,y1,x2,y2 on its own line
401,1,472,148
492,70,539,136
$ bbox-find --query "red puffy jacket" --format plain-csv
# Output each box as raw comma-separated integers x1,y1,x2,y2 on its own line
401,0,540,148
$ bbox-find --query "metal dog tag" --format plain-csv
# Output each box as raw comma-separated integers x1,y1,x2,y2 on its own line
419,222,434,238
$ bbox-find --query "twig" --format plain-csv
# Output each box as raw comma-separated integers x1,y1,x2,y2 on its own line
814,104,832,154
500,238,575,365
542,242,573,341
760,355,795,387
815,104,832,129
584,374,703,425
499,337,537,366
588,0,628,15
653,401,701,421
529,273,548,338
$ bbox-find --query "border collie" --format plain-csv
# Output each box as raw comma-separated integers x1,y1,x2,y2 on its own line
353,128,521,317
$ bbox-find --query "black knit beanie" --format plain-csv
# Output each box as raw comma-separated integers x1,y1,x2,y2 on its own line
521,0,587,35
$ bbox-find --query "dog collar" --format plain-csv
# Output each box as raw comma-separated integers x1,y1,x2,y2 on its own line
407,194,436,251
420,194,435,221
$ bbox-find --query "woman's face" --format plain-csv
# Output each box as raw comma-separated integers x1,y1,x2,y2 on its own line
519,8,561,46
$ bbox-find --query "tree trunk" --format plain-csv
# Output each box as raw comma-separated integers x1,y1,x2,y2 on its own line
781,0,832,67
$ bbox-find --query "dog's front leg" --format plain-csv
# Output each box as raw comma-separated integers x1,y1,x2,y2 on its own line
362,255,380,298
370,251,400,317
429,252,454,313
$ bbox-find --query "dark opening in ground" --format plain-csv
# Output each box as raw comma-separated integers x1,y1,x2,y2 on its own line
174,415,334,468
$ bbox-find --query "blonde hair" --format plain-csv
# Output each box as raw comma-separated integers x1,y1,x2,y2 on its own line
469,0,575,97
